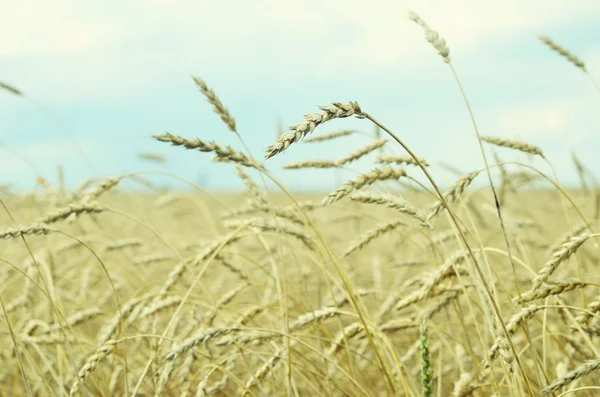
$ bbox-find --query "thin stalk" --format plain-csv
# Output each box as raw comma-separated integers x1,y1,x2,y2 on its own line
448,64,521,300
232,124,396,393
364,113,533,394
447,62,544,391
587,73,600,96
0,293,33,397
260,169,398,394
0,200,83,395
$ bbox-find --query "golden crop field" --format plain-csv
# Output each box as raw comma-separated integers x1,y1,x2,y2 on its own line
1,12,600,397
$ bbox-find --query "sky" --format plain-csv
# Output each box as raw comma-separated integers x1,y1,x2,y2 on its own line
1,0,600,192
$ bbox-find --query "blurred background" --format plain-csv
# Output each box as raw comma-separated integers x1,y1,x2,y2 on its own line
1,0,599,192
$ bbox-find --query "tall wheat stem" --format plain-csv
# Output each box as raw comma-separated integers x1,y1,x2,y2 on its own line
363,113,532,392
448,62,544,391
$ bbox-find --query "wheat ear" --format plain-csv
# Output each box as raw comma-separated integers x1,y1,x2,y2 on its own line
531,234,593,290
192,76,237,132
0,223,53,239
574,296,600,326
283,159,338,169
420,320,433,397
0,81,22,95
138,152,167,163
539,35,586,71
350,191,431,228
486,305,542,367
264,102,365,159
304,129,354,142
427,170,481,221
515,281,588,304
543,358,600,394
69,340,118,396
321,166,407,206
154,132,257,168
375,153,429,167
336,138,387,165
342,219,406,257
480,135,544,157
408,11,450,62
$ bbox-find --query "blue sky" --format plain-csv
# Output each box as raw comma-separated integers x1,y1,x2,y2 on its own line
1,0,600,192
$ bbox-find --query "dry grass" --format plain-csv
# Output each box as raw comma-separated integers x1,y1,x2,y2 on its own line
1,11,600,397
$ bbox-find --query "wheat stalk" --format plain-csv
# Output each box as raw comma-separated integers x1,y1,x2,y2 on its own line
427,171,481,221
205,284,246,325
304,129,354,142
574,296,600,326
216,254,250,284
159,232,243,296
420,320,433,397
108,365,123,396
192,76,237,133
80,176,124,202
0,223,53,239
221,306,344,347
234,164,266,204
133,253,171,266
222,199,316,224
515,281,588,304
264,102,365,159
104,238,143,251
532,234,592,290
543,358,600,394
539,36,586,71
154,132,258,168
0,81,22,96
138,152,167,164
451,373,475,397
408,12,450,62
342,219,406,257
321,166,407,206
375,153,429,167
486,305,542,367
326,323,364,358
166,327,238,361
96,295,151,345
41,308,103,335
138,296,183,320
69,340,118,396
285,139,386,169
394,252,468,311
336,138,387,165
283,159,338,169
480,135,544,157
350,191,431,228
224,218,315,249
238,344,290,396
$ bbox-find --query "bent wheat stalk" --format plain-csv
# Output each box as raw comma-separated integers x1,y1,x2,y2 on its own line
264,102,365,159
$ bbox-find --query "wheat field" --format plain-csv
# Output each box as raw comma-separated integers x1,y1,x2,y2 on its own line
1,12,600,397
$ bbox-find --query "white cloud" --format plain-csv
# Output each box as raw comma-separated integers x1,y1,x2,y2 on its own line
2,0,599,101
491,102,574,139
